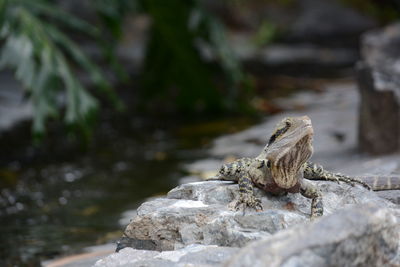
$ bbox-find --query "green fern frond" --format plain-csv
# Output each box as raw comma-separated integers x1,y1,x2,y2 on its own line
0,0,115,136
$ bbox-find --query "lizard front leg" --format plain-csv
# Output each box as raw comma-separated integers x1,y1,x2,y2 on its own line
300,179,323,219
303,162,371,190
231,175,263,213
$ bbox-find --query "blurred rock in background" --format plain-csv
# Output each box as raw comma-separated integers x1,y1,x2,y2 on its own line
357,23,400,155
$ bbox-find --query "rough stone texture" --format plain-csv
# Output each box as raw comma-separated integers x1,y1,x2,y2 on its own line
225,204,400,267
123,180,395,251
357,23,400,154
94,244,239,267
375,190,400,205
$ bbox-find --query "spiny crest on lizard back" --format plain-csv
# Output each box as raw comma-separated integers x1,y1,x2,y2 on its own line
265,116,314,188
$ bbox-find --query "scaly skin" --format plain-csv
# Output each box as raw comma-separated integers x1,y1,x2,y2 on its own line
211,116,325,218
210,116,397,219
214,157,264,212
213,156,325,218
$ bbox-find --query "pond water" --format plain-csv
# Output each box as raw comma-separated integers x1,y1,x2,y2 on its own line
0,111,256,266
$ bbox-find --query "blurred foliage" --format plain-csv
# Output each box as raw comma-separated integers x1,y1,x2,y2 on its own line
253,20,278,47
141,0,249,113
0,0,249,139
90,0,139,80
0,0,120,138
341,0,400,22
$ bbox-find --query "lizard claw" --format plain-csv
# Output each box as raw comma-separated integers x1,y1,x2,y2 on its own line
231,195,263,214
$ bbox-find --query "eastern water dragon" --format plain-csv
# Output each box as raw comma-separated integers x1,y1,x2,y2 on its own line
209,116,400,218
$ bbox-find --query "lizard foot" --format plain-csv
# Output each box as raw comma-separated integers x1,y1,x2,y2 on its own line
229,195,263,214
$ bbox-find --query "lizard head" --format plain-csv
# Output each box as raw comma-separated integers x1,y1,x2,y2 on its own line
263,116,314,189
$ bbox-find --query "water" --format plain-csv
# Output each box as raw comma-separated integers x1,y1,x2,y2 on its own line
0,112,256,266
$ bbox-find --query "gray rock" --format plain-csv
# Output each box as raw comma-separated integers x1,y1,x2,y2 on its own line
122,180,395,251
258,44,357,66
375,190,400,205
357,62,400,155
94,248,162,267
357,23,400,155
361,23,400,71
94,244,239,267
289,0,375,44
225,204,400,267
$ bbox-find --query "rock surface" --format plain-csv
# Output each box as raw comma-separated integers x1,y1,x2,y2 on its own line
122,180,395,251
96,204,399,267
95,244,239,267
357,23,400,154
225,204,400,267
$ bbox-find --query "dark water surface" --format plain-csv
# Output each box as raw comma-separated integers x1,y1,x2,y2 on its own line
0,112,256,266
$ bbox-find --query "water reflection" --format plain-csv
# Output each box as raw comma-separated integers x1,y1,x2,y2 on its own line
0,114,255,266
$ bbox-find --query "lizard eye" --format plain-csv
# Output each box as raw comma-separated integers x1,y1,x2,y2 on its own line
266,160,271,168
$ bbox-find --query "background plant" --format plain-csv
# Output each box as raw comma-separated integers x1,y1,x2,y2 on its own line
0,0,120,138
0,0,249,139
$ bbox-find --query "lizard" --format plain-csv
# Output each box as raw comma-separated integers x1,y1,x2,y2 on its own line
208,116,391,219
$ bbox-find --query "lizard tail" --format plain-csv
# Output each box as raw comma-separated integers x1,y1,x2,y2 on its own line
358,175,400,191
